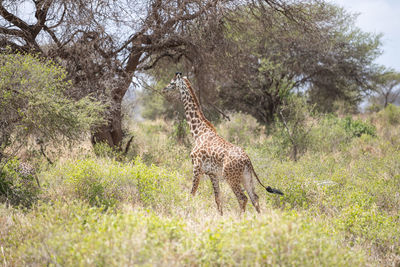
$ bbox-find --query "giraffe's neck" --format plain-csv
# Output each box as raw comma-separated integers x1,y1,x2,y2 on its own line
179,78,216,139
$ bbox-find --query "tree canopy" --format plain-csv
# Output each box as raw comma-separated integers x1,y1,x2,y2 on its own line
369,69,400,109
0,0,386,144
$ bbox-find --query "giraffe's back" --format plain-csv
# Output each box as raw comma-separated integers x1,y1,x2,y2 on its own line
192,132,251,178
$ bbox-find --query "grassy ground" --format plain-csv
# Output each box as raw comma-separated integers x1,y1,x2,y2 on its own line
1,107,400,266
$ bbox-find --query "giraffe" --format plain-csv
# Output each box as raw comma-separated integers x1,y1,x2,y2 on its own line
163,72,283,215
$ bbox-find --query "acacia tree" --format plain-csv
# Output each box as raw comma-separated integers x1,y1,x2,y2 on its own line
0,52,104,165
0,0,230,148
214,2,381,122
141,1,382,125
370,69,400,108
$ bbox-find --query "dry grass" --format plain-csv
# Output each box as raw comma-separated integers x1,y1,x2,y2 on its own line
1,108,400,266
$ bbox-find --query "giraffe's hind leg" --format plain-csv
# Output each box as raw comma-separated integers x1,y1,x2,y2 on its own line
225,173,248,213
209,174,223,215
243,167,260,213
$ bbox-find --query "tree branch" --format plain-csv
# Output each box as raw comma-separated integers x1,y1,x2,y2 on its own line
43,25,61,47
0,26,25,38
47,2,66,29
34,0,53,33
162,0,217,30
0,3,32,33
0,38,28,52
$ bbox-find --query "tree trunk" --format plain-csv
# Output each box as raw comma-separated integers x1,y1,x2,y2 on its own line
291,144,298,162
91,99,123,148
384,94,389,108
91,50,142,149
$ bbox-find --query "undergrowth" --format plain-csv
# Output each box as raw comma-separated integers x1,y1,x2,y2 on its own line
1,106,400,266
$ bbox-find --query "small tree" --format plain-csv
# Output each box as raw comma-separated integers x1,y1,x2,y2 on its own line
273,96,315,161
0,52,105,165
370,69,400,109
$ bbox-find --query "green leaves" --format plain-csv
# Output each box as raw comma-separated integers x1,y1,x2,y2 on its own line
342,116,376,138
54,157,183,211
0,52,105,162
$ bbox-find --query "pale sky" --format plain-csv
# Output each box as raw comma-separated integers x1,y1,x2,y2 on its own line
330,0,400,71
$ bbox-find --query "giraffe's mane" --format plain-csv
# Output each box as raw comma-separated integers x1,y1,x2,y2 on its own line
182,77,216,132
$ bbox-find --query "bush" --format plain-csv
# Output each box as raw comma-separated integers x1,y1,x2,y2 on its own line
93,142,124,160
217,113,265,146
1,201,188,266
1,201,368,266
2,110,400,266
45,157,184,211
308,114,376,153
0,158,40,207
171,118,191,146
342,116,376,138
0,52,105,165
377,104,400,125
271,97,315,161
124,119,193,173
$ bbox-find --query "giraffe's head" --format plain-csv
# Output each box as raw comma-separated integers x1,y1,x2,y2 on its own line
162,72,185,98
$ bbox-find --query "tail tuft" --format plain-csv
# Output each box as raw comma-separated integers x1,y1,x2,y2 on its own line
266,186,284,195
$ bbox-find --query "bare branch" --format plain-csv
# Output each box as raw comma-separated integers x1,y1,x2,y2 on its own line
0,26,25,38
0,3,31,33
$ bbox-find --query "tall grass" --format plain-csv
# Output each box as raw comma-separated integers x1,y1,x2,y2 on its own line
1,106,400,266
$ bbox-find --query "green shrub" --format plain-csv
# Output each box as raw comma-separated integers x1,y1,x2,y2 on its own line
193,211,367,266
2,110,399,266
342,116,376,137
271,97,315,161
47,157,184,210
171,118,190,145
0,52,105,166
0,158,40,207
125,119,193,173
378,104,400,125
308,114,376,153
1,201,188,266
308,114,350,152
93,142,123,159
335,203,399,252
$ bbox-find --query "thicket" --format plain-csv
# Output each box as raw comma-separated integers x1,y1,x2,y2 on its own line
0,158,40,207
0,53,104,162
2,105,400,266
0,52,104,207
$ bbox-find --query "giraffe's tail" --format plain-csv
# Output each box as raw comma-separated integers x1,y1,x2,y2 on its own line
265,186,284,195
249,162,284,196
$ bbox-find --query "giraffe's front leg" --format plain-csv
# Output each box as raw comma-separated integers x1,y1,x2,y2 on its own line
190,165,203,196
210,174,223,215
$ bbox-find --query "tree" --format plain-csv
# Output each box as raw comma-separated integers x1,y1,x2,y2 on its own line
274,96,315,161
369,69,400,108
0,0,227,148
0,52,104,165
141,1,382,125
216,2,381,122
